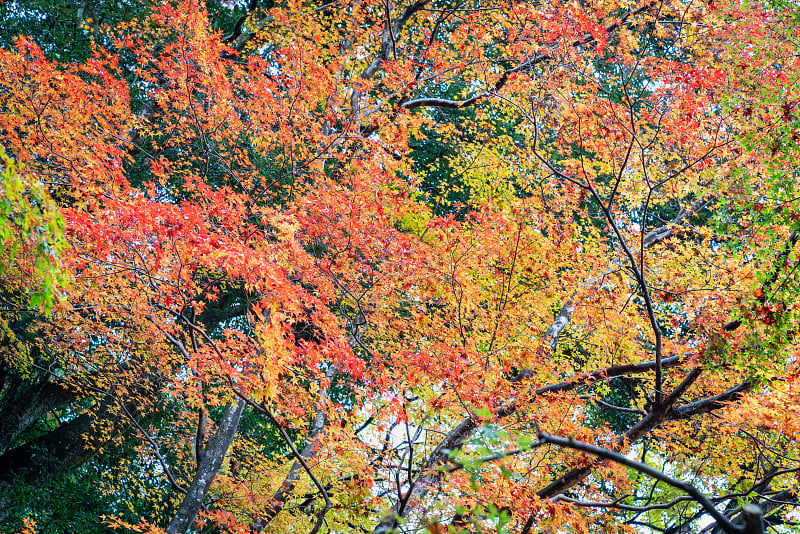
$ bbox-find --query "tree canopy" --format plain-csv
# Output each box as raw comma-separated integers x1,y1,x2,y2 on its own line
1,0,800,533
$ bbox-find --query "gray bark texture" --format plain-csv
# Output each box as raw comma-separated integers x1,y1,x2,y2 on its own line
166,400,245,534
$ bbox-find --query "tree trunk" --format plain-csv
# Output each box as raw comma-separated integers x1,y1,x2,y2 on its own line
0,379,76,454
166,400,245,534
0,392,132,489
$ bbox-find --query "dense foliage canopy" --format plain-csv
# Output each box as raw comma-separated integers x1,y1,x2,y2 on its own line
2,0,800,533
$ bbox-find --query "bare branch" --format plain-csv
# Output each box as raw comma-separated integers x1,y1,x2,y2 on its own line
361,0,433,80
537,432,742,534
400,1,657,111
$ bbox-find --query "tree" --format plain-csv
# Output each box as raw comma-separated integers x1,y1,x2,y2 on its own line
1,0,800,533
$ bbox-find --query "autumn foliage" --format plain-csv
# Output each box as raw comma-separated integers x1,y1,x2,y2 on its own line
1,0,800,533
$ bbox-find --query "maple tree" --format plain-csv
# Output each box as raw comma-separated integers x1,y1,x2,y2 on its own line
1,0,800,533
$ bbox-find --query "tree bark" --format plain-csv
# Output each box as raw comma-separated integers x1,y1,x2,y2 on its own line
166,400,245,534
0,388,154,523
0,378,76,454
0,390,138,489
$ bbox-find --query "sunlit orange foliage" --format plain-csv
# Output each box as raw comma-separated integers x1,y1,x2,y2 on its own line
2,0,800,533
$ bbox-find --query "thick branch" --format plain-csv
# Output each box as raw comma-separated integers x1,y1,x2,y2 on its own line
669,380,755,420
222,0,260,50
0,378,76,454
0,369,161,494
642,197,712,249
361,0,433,81
0,395,122,489
533,368,703,503
524,355,681,398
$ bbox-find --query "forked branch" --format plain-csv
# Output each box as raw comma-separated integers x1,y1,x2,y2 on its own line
537,432,743,534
